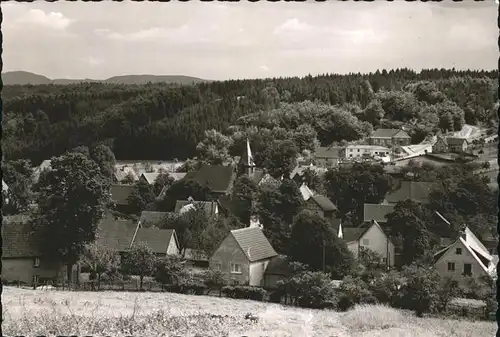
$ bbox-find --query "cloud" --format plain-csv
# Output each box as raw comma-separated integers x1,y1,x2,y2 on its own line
260,65,270,71
17,9,73,30
82,56,104,66
273,18,314,35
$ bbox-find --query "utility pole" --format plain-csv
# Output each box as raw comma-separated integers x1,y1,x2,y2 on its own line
322,239,326,273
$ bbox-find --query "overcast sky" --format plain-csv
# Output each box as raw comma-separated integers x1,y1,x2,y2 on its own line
2,1,497,81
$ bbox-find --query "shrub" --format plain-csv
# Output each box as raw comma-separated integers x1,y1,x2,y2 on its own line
222,286,267,301
202,269,227,294
370,271,405,308
281,271,338,309
339,276,377,311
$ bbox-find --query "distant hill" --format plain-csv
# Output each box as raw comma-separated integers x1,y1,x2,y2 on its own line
2,71,209,86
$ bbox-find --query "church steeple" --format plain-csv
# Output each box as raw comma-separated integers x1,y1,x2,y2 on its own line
243,138,256,177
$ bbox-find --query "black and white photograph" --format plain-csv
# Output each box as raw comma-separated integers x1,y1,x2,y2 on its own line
1,1,499,336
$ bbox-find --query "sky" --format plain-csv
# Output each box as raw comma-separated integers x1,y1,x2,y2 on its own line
1,1,497,81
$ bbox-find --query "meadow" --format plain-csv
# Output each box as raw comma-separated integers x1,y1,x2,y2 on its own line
3,286,496,337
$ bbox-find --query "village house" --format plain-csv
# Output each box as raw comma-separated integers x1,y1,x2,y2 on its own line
369,129,411,147
341,145,391,160
433,226,496,286
174,198,222,218
141,172,187,186
291,164,328,185
183,248,210,269
343,220,396,268
314,146,343,168
363,203,395,224
446,137,469,154
113,166,139,183
209,227,278,286
183,163,237,198
382,180,434,204
304,194,338,219
110,184,137,214
2,215,78,286
432,136,449,154
96,214,181,257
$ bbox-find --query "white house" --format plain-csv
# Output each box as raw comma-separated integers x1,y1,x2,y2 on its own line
343,220,395,267
341,145,391,160
433,226,496,285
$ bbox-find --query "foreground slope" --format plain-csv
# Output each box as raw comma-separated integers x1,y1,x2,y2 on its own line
3,287,494,337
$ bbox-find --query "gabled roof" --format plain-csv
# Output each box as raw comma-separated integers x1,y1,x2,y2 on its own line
184,164,235,194
241,138,256,167
174,200,219,217
96,215,138,252
132,228,178,254
308,195,337,212
33,159,52,182
249,169,266,185
434,235,493,275
140,172,160,185
384,181,434,204
371,129,410,139
264,255,292,276
230,227,278,262
170,172,187,181
114,166,139,182
139,211,171,228
363,203,395,223
2,216,41,258
343,220,390,245
315,146,342,159
110,184,136,205
183,248,209,262
446,137,468,145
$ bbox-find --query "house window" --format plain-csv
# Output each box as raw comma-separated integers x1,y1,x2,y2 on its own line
463,263,472,276
231,263,242,274
213,262,222,271
455,248,462,255
382,257,387,263
357,149,360,152
447,262,455,271
33,258,40,268
362,239,369,246
33,275,39,285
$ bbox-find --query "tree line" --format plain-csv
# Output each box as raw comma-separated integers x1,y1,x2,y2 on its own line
3,68,497,166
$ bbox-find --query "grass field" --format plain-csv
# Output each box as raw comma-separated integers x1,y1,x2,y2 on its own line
3,286,496,337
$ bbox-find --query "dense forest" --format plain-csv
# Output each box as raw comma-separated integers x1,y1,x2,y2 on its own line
2,68,498,166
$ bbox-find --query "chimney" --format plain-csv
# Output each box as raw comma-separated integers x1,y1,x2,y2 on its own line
459,226,467,240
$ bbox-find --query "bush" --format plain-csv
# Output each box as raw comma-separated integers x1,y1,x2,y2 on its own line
281,271,338,309
202,270,227,293
222,286,267,301
269,290,283,303
339,276,377,310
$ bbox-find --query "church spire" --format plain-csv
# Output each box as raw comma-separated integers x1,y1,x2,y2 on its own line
245,138,256,176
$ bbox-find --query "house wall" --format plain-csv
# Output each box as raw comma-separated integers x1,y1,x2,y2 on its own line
315,157,339,168
305,199,324,217
166,236,180,256
369,138,392,147
344,146,390,159
347,241,359,258
348,224,395,267
209,234,250,285
2,258,63,285
434,241,489,285
249,260,269,286
432,140,448,154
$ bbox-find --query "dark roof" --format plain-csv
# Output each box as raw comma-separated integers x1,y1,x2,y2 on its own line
264,255,292,276
2,219,41,258
363,203,395,223
183,248,209,262
384,181,434,204
110,184,136,205
184,164,235,193
230,227,278,262
371,129,410,139
315,146,342,159
174,200,219,217
309,195,337,212
96,215,138,251
446,137,468,145
342,226,368,243
132,228,176,254
139,211,171,228
217,195,234,214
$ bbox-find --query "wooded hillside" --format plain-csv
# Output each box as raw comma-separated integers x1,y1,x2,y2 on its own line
3,68,497,165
